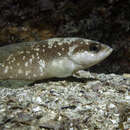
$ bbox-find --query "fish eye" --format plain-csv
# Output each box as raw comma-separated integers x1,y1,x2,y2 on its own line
89,44,100,52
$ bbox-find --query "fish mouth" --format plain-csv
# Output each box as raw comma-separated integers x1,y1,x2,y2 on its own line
105,46,113,57
93,45,113,66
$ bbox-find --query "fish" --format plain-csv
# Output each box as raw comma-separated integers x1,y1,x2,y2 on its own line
0,37,113,81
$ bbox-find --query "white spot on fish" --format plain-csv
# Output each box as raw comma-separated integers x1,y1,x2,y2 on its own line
25,70,31,76
23,56,26,60
34,48,40,51
25,62,29,67
38,60,45,73
4,66,9,73
17,62,20,66
33,74,37,77
37,56,40,60
68,45,78,56
42,45,45,48
18,69,23,74
29,58,33,64
1,63,4,67
42,49,45,52
9,76,13,78
62,48,65,51
11,57,16,63
31,54,35,59
58,52,62,56
7,54,13,61
18,51,24,54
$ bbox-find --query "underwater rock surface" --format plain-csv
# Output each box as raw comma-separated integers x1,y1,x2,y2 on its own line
0,72,129,130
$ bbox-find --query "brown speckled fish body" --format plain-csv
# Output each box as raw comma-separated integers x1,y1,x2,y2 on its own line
0,38,113,81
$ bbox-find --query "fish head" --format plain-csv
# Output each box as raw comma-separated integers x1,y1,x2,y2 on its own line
68,39,113,68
